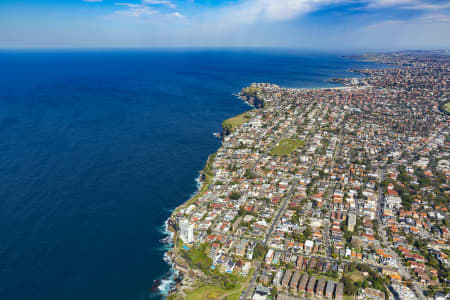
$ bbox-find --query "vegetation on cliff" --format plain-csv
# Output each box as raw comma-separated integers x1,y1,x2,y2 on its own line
181,243,212,273
242,86,258,97
222,112,252,136
240,86,264,108
175,152,216,212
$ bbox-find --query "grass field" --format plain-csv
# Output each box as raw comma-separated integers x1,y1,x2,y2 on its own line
185,268,253,300
348,270,364,282
185,285,228,300
222,112,252,134
185,284,242,300
224,290,242,300
270,138,304,156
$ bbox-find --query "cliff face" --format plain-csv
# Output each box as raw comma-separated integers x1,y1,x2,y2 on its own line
222,125,232,137
167,218,178,233
247,96,264,108
220,86,265,137
221,112,252,137
239,86,265,108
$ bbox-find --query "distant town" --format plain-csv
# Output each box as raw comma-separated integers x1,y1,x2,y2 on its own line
165,51,450,300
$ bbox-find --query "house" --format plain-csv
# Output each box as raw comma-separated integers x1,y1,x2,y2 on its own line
296,255,304,269
290,271,301,290
307,276,316,295
299,273,309,291
253,285,270,300
348,212,357,232
265,249,274,265
316,277,326,297
359,287,385,300
335,283,344,300
325,281,335,299
305,240,314,253
282,269,293,288
273,270,284,289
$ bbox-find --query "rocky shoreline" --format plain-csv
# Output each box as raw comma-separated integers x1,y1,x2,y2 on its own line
160,85,266,299
160,80,353,299
163,175,211,299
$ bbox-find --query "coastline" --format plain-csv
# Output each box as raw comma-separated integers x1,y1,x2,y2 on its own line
158,56,385,299
158,89,257,299
157,173,203,298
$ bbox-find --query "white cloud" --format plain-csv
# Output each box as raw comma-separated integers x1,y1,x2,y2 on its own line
364,11,449,31
414,13,450,22
212,0,340,24
203,0,450,26
353,12,450,50
115,3,160,16
403,2,450,10
366,0,415,8
367,0,450,10
114,1,183,18
115,3,142,7
143,0,176,9
170,12,184,18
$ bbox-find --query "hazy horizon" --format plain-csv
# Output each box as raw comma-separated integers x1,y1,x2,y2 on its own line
1,0,449,50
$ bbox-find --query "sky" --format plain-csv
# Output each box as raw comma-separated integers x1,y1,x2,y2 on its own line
0,0,449,50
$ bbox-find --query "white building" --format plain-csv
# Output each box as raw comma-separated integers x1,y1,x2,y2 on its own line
386,195,402,209
347,212,357,232
179,219,194,244
305,240,314,253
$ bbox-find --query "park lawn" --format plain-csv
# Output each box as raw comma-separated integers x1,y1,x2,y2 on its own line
343,295,355,300
185,285,228,300
187,268,253,300
222,112,252,133
186,284,242,300
348,270,364,282
270,138,305,156
224,291,242,300
224,267,256,299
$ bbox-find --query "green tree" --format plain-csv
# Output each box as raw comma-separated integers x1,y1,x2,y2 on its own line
230,191,241,200
254,243,267,259
341,276,358,295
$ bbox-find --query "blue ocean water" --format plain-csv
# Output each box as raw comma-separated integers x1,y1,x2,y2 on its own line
0,49,379,300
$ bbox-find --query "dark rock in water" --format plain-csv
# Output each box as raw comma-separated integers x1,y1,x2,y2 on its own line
328,78,346,84
160,236,170,244
167,219,177,232
175,273,183,283
150,279,161,292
